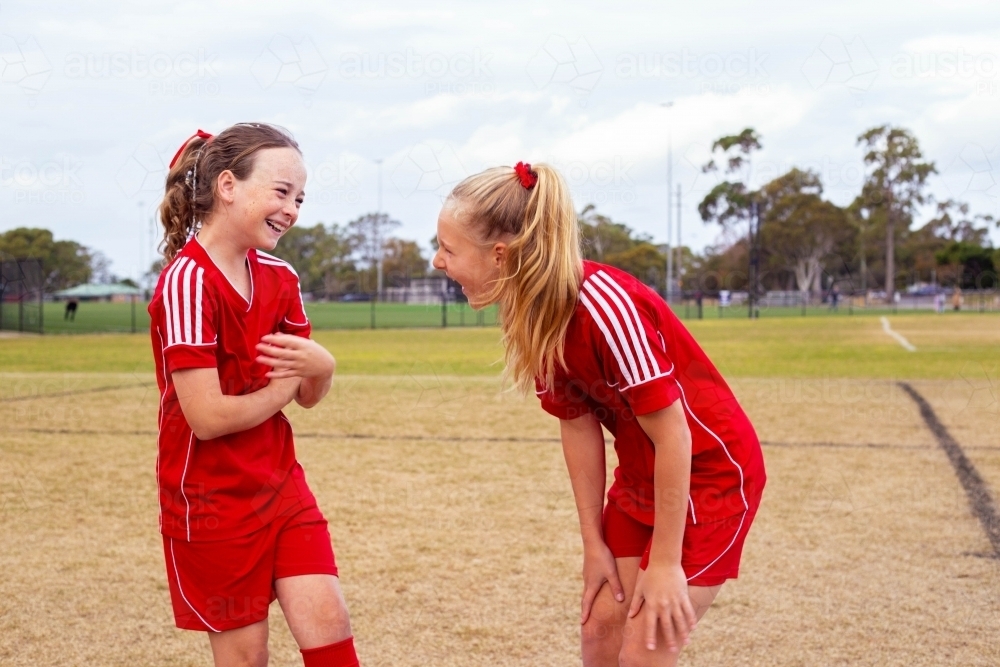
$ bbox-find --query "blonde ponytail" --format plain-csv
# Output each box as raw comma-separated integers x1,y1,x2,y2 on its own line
448,163,582,392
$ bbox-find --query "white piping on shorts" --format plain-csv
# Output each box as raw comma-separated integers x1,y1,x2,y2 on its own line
673,378,749,582
170,538,221,632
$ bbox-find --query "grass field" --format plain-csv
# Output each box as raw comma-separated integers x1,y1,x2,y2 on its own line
12,297,997,334
1,314,999,665
25,301,500,335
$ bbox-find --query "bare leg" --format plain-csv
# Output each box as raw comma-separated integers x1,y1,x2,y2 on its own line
580,556,641,667
618,579,722,667
275,574,353,650
207,619,269,667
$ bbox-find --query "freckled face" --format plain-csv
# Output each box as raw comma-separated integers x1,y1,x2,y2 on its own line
229,147,306,250
431,205,503,310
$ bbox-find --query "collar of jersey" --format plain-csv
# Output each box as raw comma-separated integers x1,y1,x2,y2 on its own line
190,235,255,311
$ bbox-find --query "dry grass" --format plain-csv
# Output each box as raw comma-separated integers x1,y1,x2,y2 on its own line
1,368,999,666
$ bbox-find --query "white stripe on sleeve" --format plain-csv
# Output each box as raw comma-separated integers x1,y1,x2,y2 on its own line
161,260,180,347
181,259,195,343
591,272,655,379
582,280,642,383
579,290,635,386
194,267,204,344
596,271,661,376
169,258,188,345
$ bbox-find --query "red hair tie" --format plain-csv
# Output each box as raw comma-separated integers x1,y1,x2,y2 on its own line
169,129,214,169
514,161,538,189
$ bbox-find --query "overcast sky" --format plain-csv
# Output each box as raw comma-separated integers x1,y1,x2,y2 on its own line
2,0,999,281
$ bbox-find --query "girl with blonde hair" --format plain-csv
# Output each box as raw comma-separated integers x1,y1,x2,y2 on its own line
433,162,766,666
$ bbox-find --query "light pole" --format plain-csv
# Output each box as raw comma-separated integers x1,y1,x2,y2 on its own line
374,158,384,300
660,101,674,303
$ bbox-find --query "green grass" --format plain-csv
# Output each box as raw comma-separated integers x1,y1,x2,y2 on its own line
1,313,997,380
17,301,498,335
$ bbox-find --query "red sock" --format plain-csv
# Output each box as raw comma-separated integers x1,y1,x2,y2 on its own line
301,636,359,667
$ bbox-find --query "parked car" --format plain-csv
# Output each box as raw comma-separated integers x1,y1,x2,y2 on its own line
339,293,372,302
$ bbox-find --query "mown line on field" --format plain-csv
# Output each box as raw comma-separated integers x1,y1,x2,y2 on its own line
0,382,151,403
5,427,1000,451
900,382,1000,559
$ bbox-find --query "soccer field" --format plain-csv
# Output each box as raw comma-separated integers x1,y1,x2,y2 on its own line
1,315,998,665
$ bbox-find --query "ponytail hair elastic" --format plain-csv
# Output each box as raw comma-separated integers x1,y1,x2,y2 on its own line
169,129,214,169
514,161,538,189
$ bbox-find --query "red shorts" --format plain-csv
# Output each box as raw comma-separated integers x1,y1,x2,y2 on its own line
602,500,758,587
163,504,338,632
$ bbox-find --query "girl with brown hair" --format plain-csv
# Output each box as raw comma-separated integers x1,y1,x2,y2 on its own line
150,123,359,667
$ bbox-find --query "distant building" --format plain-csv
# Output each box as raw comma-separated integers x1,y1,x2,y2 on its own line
53,283,142,303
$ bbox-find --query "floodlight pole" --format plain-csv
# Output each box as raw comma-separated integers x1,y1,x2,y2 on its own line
660,101,674,303
375,159,384,301
676,184,682,300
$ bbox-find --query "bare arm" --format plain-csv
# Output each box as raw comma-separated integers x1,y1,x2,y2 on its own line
256,333,335,409
637,401,692,568
628,400,698,652
560,412,626,622
172,367,301,441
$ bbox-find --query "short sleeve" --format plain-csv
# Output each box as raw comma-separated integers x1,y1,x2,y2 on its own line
279,279,312,338
160,257,218,374
536,374,592,421
579,271,680,415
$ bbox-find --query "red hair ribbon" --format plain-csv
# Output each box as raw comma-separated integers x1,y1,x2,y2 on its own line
168,129,214,169
514,161,538,189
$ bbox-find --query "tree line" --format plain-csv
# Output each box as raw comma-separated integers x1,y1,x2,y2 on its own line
4,123,996,299
694,125,998,296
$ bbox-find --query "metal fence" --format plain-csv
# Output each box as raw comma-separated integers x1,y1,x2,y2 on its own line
0,259,44,333
671,289,1000,319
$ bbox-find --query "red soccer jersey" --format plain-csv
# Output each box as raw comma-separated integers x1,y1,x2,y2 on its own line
149,237,316,542
537,261,766,526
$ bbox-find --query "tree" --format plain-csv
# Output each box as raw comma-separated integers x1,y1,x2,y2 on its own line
0,227,93,291
381,239,428,287
346,212,401,296
699,128,764,312
856,125,936,299
271,222,356,296
902,200,992,286
578,204,639,262
698,128,764,231
577,205,665,289
759,169,852,298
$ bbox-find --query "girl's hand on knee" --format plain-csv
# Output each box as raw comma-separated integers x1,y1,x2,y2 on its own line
256,334,335,380
627,562,697,653
580,541,625,624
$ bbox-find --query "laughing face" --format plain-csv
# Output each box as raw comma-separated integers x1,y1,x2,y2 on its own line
432,203,508,310
224,146,307,251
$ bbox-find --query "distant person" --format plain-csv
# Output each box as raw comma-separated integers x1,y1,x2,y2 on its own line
431,162,766,666
149,124,358,667
829,284,840,311
952,286,962,311
935,292,945,313
64,299,78,321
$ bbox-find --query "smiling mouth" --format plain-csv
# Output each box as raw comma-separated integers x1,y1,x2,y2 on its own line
265,219,286,234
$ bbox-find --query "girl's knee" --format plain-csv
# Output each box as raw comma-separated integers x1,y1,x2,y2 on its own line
581,617,622,662
618,643,676,667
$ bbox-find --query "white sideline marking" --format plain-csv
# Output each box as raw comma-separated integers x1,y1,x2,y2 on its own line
881,317,916,352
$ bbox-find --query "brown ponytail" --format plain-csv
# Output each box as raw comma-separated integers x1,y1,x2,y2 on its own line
448,163,582,392
158,123,301,261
